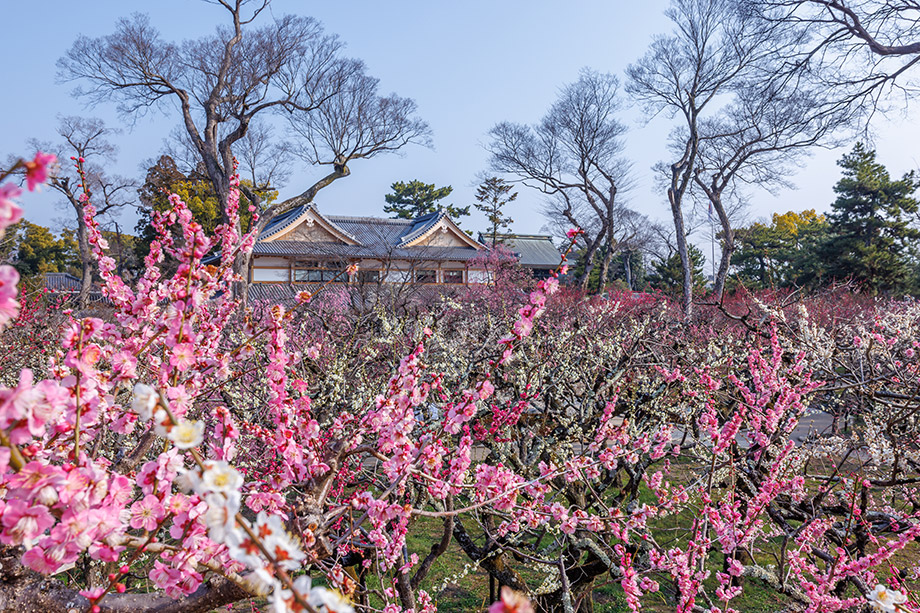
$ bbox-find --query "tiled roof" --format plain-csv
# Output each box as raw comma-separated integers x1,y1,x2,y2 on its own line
42,273,107,303
259,204,360,243
247,283,313,303
43,272,83,291
260,207,485,250
395,211,443,247
252,241,484,262
478,234,562,268
325,215,416,245
260,204,312,237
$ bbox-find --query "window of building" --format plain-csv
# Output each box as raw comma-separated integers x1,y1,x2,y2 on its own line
443,269,464,284
415,269,438,284
467,269,492,284
293,261,345,283
358,270,380,284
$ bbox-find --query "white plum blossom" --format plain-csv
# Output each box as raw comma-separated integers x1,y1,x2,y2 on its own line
258,512,306,571
174,468,201,494
203,492,240,543
199,461,243,494
167,419,204,449
225,512,305,573
224,527,264,570
868,584,909,612
308,586,354,613
131,383,159,420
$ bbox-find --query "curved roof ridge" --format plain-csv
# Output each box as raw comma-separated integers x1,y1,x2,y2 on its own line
260,203,361,245
396,210,448,247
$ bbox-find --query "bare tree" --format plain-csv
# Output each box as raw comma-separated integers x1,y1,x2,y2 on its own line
487,69,632,291
746,0,920,105
58,0,429,292
235,120,292,193
615,207,665,290
626,0,781,316
28,117,135,309
692,76,851,299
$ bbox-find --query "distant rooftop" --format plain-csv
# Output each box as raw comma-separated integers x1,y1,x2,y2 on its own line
43,272,83,292
478,233,562,269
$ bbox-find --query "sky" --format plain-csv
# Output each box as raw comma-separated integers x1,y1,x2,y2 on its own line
3,0,920,270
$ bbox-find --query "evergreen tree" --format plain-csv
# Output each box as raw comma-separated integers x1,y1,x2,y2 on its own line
611,250,647,291
731,210,829,289
12,221,80,278
648,244,707,294
383,180,469,220
473,177,516,244
820,144,920,294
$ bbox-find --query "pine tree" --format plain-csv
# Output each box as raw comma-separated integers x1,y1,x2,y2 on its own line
473,177,516,244
383,180,469,220
648,244,707,293
820,144,920,294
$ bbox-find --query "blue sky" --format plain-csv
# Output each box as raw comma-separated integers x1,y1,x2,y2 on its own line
3,0,920,264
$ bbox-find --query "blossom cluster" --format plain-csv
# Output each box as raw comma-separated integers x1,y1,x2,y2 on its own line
1,153,920,613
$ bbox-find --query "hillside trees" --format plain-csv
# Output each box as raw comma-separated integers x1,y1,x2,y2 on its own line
134,155,263,269
730,210,829,289
59,0,429,288
648,243,708,293
9,221,79,278
488,69,634,291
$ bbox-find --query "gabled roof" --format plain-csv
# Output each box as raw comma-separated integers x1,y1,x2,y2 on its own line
259,204,360,245
326,215,415,245
397,211,484,249
478,233,562,268
257,206,485,253
396,211,443,246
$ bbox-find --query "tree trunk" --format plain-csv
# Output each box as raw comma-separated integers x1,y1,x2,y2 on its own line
233,250,252,309
713,230,734,301
598,245,615,293
703,185,735,301
597,205,616,292
710,193,734,301
667,187,693,319
579,234,603,293
623,251,633,290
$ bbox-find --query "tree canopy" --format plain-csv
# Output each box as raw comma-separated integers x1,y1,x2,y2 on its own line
383,180,468,220
473,176,516,245
821,143,920,294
